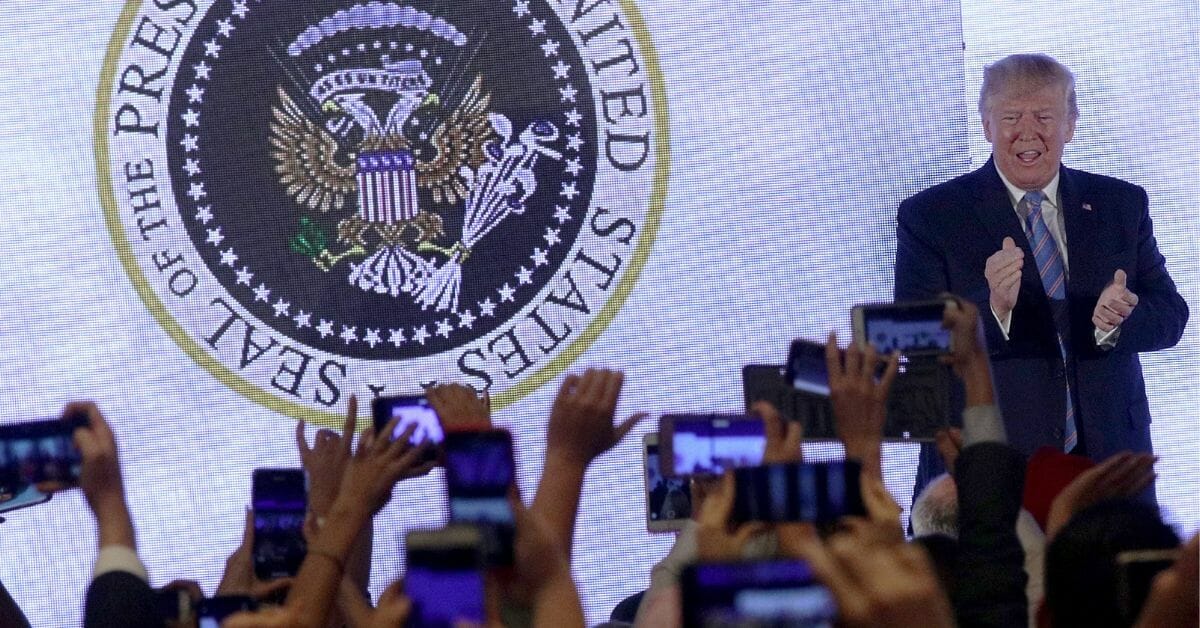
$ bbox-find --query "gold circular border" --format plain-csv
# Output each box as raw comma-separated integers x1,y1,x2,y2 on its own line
95,0,670,427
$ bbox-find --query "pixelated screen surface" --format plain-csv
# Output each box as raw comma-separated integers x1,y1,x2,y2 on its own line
0,0,1195,624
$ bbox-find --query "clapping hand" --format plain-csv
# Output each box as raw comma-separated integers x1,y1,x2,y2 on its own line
1093,269,1138,332
985,236,1024,322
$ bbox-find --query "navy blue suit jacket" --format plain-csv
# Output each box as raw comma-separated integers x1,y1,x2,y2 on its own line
895,158,1187,460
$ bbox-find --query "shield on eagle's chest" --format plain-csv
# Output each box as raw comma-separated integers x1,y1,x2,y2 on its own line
355,149,419,223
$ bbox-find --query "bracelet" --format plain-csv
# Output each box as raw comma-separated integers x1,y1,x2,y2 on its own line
307,548,345,573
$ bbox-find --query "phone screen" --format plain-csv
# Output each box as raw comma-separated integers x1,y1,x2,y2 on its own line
444,431,514,525
252,469,307,580
372,396,444,446
0,415,87,491
786,339,830,396
667,415,765,476
682,560,837,627
444,431,515,565
406,529,486,627
644,438,692,529
859,301,951,355
733,461,864,523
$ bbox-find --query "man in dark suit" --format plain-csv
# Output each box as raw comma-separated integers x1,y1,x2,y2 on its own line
895,54,1187,471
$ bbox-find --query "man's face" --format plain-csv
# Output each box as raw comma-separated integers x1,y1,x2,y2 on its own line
982,83,1076,191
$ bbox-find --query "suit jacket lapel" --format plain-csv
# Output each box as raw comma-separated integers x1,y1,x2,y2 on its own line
1058,166,1094,290
968,157,1042,292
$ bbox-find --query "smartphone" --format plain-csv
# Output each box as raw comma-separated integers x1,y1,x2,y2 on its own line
0,412,88,492
681,559,837,627
732,461,864,524
786,339,830,396
0,484,52,515
443,430,515,564
1116,548,1178,623
659,414,766,477
851,299,954,357
643,433,692,532
372,395,443,462
406,525,488,628
252,468,307,580
197,595,257,628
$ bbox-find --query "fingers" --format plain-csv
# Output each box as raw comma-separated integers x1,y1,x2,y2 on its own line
876,352,900,397
295,421,312,457
825,331,842,376
614,412,648,444
698,471,736,527
342,395,358,451
753,400,784,442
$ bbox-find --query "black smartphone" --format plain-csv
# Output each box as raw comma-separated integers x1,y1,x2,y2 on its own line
786,338,830,396
643,433,691,532
852,299,954,357
1116,548,1178,623
658,414,766,477
372,395,443,462
444,429,515,565
681,559,837,627
154,588,192,623
252,468,307,580
732,461,864,524
0,412,88,492
197,595,257,628
405,525,488,628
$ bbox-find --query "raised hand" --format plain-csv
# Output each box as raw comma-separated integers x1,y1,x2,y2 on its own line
825,333,899,479
1093,269,1139,332
70,402,135,549
296,396,357,516
427,383,492,431
544,368,642,465
1045,451,1157,540
985,236,1024,321
216,508,294,600
755,400,802,464
337,421,436,517
695,471,766,562
779,517,954,628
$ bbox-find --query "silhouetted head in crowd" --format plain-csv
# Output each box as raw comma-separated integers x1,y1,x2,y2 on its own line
1045,498,1178,628
911,472,958,538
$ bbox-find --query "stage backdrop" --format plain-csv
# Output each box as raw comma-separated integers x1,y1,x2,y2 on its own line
0,0,1195,624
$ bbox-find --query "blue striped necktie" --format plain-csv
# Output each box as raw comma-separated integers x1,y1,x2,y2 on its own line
1022,190,1078,452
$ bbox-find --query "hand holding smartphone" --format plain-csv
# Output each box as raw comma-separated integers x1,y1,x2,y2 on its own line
372,395,443,463
0,411,88,494
251,468,307,580
658,414,766,478
852,299,955,356
444,429,515,565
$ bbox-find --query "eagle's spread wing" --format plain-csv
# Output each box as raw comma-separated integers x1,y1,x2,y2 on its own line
417,75,495,206
269,88,357,213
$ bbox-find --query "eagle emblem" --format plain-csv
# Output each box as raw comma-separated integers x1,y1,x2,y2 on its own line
269,9,560,313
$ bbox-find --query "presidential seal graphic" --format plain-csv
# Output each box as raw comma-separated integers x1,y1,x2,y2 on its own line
98,0,668,424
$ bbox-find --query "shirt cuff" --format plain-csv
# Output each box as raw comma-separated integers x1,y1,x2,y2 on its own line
93,545,148,583
961,404,1007,447
991,306,1012,341
1095,325,1120,349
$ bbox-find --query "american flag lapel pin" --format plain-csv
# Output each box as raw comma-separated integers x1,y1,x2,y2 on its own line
1082,202,1093,212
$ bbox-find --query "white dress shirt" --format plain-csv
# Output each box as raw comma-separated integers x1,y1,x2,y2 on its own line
990,164,1119,347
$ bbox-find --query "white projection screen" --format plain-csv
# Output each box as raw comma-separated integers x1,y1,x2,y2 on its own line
0,0,1196,624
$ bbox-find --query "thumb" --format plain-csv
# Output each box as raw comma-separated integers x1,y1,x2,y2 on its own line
1114,269,1127,287
1002,236,1015,250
